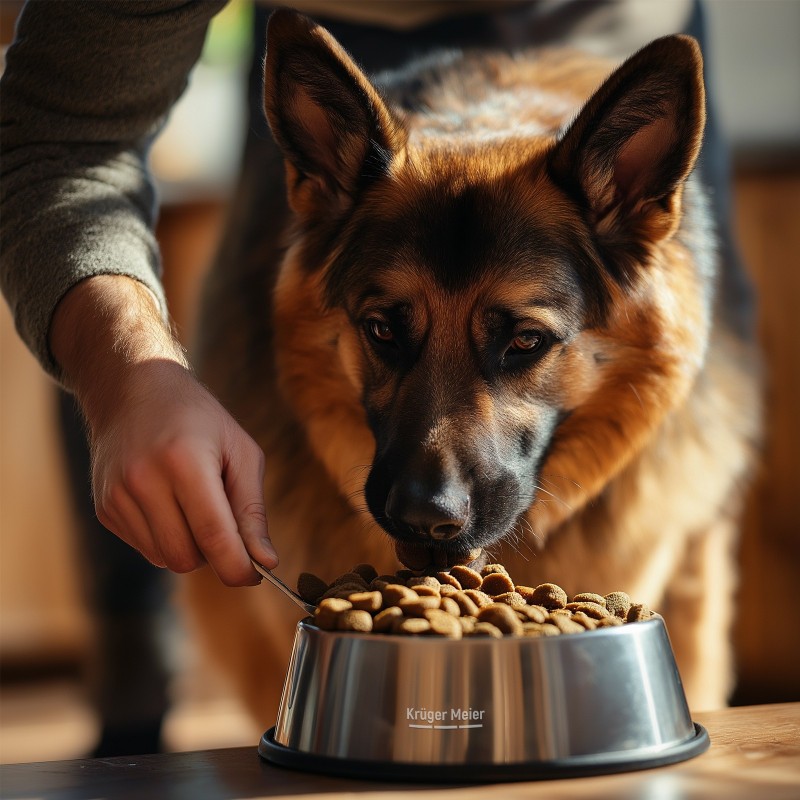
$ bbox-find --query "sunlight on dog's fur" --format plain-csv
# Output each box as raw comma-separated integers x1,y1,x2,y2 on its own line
187,9,761,722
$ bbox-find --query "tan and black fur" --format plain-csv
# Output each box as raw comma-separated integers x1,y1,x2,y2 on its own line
188,10,761,720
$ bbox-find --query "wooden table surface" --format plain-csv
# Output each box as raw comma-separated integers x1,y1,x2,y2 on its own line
2,703,798,800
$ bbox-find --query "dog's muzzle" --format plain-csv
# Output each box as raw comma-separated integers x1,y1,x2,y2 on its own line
385,477,471,541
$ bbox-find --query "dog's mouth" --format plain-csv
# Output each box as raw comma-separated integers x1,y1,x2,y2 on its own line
393,539,488,574
365,451,537,573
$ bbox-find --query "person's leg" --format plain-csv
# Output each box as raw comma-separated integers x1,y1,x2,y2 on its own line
58,391,173,757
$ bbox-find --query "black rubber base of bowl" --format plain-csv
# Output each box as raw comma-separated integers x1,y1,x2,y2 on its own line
258,723,709,783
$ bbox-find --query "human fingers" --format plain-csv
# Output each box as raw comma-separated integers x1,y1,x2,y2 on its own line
129,476,206,574
223,435,278,570
173,456,260,586
95,479,165,567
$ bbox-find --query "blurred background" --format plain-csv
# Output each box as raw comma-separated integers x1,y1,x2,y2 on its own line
1,0,798,764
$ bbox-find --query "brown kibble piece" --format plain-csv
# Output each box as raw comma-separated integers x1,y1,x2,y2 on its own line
517,604,548,623
572,592,606,607
480,563,509,577
408,575,441,591
530,583,568,609
297,572,329,604
477,603,523,635
439,596,461,617
398,596,441,617
597,615,625,628
565,601,609,619
395,569,415,582
548,614,585,635
381,583,417,606
452,592,480,617
468,621,503,638
373,607,403,632
515,585,536,602
394,541,432,571
314,613,340,631
521,622,561,637
351,564,379,584
348,591,383,613
412,585,441,597
424,609,463,639
458,616,477,634
315,598,352,630
314,612,342,631
394,617,431,635
439,584,459,598
571,612,598,630
604,592,632,619
463,589,492,608
481,572,516,596
431,548,484,570
332,572,368,589
320,583,364,601
627,602,652,622
449,565,483,590
493,591,527,609
436,571,463,590
318,598,352,612
337,609,373,632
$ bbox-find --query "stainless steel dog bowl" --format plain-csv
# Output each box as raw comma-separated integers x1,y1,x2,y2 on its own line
259,615,708,781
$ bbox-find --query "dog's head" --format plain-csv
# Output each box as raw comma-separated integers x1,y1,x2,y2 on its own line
263,10,708,564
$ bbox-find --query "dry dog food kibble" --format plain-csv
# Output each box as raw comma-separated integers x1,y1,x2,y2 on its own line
303,565,654,638
605,591,632,619
480,572,516,596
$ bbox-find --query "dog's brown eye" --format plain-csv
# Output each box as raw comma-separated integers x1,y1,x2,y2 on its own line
509,331,544,354
367,319,394,343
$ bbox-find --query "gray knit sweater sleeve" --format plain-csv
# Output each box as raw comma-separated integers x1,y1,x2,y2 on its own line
0,0,227,380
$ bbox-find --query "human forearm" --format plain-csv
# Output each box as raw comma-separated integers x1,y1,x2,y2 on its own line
50,274,186,428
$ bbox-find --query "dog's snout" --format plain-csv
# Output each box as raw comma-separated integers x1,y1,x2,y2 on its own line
386,478,470,541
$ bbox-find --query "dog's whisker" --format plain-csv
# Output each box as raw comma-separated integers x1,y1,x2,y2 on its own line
628,381,644,411
515,515,542,549
539,473,583,491
532,482,573,511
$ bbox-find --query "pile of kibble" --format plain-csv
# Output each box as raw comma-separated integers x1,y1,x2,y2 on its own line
297,563,652,639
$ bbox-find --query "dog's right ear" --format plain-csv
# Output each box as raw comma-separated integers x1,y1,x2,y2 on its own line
264,9,406,217
548,35,705,282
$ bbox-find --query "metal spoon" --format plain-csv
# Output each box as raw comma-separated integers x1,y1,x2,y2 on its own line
250,558,317,615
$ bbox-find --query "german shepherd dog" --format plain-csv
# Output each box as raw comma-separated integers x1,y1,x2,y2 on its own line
188,9,760,721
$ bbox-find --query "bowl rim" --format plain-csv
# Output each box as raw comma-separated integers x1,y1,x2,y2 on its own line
297,611,664,643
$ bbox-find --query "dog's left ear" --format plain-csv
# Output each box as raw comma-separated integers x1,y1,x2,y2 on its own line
549,35,705,275
264,9,406,217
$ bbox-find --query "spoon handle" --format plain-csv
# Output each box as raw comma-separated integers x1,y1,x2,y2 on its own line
250,559,317,615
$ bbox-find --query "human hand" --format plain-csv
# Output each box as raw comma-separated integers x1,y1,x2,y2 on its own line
90,358,278,585
50,275,278,585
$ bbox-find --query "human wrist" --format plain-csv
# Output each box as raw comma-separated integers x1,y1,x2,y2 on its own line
50,274,188,426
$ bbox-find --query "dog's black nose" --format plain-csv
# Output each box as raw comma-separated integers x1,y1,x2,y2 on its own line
386,479,470,540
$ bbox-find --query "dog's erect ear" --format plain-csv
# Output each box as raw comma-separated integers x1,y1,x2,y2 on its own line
549,35,705,278
264,9,405,216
